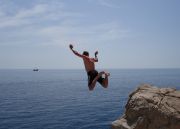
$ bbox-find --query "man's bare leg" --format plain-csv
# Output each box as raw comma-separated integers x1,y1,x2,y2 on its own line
101,72,110,88
88,71,105,91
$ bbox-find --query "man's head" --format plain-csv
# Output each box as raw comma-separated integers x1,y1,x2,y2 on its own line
83,51,89,56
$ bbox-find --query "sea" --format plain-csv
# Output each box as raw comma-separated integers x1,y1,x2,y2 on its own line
0,69,180,129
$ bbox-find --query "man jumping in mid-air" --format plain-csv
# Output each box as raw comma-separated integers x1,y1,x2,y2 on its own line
69,44,110,91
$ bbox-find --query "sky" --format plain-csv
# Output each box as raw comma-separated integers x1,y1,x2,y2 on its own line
0,0,180,69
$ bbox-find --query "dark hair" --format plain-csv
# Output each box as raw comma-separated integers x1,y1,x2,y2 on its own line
83,51,89,56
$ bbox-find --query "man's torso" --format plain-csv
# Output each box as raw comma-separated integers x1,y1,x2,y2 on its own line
83,58,95,72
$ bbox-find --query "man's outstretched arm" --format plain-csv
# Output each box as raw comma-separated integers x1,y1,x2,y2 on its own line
69,44,88,59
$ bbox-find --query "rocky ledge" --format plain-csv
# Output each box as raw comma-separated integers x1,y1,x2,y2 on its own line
112,84,180,129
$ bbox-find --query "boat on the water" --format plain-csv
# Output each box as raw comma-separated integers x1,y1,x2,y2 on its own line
33,69,39,71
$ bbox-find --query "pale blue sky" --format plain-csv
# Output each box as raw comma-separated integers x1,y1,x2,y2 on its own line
0,0,180,69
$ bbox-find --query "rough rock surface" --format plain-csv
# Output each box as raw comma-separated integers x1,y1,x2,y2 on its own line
112,84,180,129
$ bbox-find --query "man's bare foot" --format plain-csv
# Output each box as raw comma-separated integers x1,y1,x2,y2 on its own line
105,72,110,77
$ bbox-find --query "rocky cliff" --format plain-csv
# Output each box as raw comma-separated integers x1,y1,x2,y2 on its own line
112,84,180,129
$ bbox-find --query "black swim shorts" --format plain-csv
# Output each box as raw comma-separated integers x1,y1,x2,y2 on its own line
87,70,104,86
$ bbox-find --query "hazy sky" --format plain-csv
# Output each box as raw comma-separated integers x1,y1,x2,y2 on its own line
0,0,180,69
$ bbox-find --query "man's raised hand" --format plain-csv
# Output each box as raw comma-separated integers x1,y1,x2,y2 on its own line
95,51,98,57
69,44,73,50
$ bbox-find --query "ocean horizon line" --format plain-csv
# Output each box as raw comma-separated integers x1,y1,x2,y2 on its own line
0,68,180,70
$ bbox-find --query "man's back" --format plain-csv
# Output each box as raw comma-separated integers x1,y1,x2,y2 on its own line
83,58,95,72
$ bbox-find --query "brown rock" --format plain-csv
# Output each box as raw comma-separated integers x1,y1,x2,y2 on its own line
112,84,180,129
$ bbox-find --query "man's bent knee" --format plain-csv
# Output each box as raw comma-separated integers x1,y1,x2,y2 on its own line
88,87,94,91
88,85,94,91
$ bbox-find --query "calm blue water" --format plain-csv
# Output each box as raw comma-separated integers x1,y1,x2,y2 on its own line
0,69,180,129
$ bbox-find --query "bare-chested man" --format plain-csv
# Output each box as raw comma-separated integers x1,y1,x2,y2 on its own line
69,44,110,91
